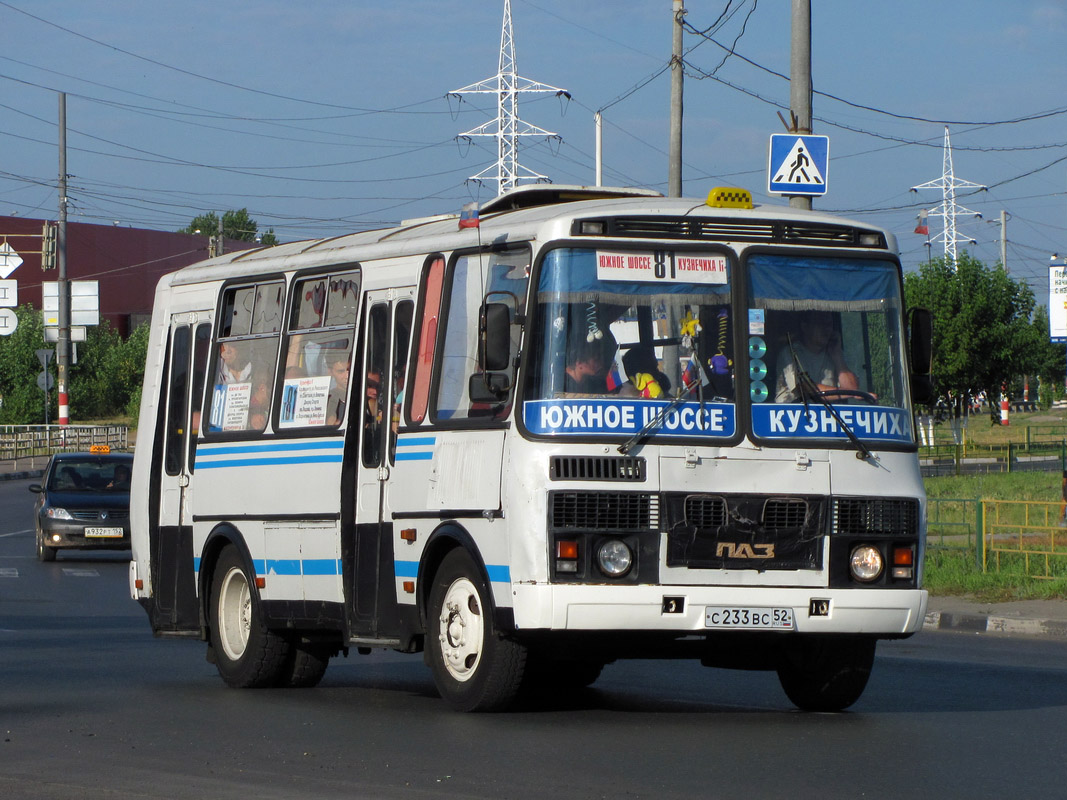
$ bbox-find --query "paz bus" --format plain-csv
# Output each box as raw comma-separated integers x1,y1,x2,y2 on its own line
130,185,933,712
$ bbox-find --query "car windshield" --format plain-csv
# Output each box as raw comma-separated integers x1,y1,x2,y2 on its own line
48,459,132,492
746,254,914,445
523,247,736,441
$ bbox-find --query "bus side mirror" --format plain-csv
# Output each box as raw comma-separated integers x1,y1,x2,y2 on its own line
908,307,934,404
480,302,511,372
469,372,510,402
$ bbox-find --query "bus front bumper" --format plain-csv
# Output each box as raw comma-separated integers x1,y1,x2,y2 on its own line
509,584,928,637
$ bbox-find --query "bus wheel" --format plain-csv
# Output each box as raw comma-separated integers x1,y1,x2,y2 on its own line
426,549,526,712
209,546,291,688
776,635,876,712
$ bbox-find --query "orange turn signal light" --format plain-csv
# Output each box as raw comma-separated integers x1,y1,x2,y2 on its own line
556,540,578,560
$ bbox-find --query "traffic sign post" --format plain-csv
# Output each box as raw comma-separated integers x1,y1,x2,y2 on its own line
0,241,23,280
768,134,829,197
0,307,16,336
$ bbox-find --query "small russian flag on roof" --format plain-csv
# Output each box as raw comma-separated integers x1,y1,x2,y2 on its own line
459,202,480,229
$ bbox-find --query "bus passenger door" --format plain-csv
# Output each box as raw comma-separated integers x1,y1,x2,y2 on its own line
152,314,211,631
351,289,413,638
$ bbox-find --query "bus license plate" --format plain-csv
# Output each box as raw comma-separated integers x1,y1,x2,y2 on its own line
84,527,124,538
705,606,795,630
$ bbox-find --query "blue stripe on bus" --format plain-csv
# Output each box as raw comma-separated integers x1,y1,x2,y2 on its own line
266,559,301,576
197,441,344,456
196,455,343,469
195,556,505,583
301,559,342,576
395,451,433,461
393,560,510,583
396,436,436,448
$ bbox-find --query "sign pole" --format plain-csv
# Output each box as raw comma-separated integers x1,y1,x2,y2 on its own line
789,0,812,211
57,92,70,426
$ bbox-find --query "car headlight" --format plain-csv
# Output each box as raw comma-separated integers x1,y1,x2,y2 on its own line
596,539,633,578
46,507,74,521
849,545,884,582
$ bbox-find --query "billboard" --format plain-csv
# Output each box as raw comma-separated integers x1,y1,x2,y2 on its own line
1051,266,1067,342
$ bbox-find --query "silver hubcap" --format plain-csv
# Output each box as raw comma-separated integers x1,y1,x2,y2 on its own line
217,566,251,662
438,577,484,682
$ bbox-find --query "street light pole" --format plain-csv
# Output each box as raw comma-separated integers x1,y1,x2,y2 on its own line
57,92,70,426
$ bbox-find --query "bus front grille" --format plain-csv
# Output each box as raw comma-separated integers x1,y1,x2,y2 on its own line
549,455,646,482
832,497,919,536
549,491,659,531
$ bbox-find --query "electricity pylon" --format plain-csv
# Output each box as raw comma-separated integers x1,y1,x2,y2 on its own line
911,126,985,268
450,0,570,196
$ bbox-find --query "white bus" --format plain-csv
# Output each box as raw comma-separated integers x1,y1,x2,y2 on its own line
130,185,933,712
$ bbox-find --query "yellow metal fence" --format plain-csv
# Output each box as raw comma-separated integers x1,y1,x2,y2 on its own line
981,500,1067,579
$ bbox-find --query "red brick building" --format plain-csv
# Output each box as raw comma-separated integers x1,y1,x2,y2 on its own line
0,216,257,337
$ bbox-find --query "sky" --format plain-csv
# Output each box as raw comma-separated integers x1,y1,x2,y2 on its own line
2,1,1067,300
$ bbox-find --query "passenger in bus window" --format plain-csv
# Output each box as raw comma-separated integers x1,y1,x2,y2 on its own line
617,346,671,398
325,351,351,425
248,374,272,430
362,369,383,463
774,310,858,402
564,339,610,395
217,342,252,384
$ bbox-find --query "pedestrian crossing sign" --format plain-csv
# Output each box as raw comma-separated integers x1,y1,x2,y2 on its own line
768,134,829,196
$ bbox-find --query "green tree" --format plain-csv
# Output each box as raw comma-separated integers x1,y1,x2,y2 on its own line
179,208,275,245
0,305,51,423
1029,305,1066,406
903,253,1040,409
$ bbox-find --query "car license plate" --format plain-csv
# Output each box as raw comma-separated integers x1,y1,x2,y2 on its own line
705,606,795,630
84,527,124,538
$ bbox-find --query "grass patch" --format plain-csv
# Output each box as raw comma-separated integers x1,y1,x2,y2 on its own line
924,468,1067,600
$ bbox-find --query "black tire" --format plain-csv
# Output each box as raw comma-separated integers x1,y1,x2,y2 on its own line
426,548,527,712
36,529,56,562
209,546,291,688
279,642,331,688
776,635,876,712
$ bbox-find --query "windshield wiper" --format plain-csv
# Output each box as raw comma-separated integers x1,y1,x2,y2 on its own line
786,333,873,461
617,364,713,455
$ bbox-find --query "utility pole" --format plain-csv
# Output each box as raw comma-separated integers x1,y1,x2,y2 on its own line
789,0,812,211
668,0,685,197
594,111,603,187
57,92,70,426
1000,210,1008,271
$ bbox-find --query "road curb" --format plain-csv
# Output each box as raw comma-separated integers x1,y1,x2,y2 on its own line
925,610,1067,638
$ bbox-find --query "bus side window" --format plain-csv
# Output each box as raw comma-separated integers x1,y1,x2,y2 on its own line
187,323,211,469
409,255,444,424
207,280,283,434
389,300,413,461
164,325,190,476
278,269,360,430
433,247,529,422
362,304,389,467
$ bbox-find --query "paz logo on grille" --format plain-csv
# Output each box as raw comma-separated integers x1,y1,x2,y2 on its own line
715,542,774,559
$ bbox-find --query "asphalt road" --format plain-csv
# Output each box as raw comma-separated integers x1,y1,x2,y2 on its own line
3,476,1067,800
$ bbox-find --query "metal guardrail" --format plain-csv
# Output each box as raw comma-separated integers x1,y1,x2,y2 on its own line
0,424,129,470
920,440,1067,477
981,500,1067,580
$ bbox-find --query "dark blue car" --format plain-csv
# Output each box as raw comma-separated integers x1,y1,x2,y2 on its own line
29,450,134,562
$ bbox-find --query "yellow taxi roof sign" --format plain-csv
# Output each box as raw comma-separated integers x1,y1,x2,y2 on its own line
89,444,111,454
706,187,753,209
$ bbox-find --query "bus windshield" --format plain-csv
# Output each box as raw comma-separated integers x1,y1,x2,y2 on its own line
523,247,736,441
747,254,914,446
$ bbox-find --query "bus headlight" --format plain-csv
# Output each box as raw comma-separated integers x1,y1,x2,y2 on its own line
849,545,884,582
597,539,633,578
